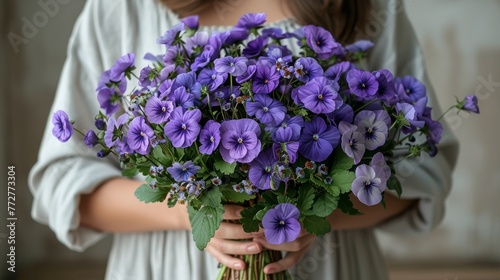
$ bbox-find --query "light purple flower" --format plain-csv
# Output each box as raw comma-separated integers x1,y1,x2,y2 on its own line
84,130,98,147
145,96,174,124
461,95,480,114
354,110,391,150
97,87,123,117
109,53,135,81
297,77,343,114
293,57,323,83
185,31,209,56
171,72,201,98
351,165,386,206
236,64,257,84
191,45,214,71
164,107,201,148
104,114,129,148
157,22,184,45
214,56,248,76
127,117,154,155
339,121,365,164
299,117,340,162
52,110,74,142
324,61,352,82
219,119,262,163
168,86,195,109
395,76,426,103
249,149,276,190
199,120,221,155
246,94,286,127
252,65,281,94
167,161,200,182
304,25,341,60
345,40,374,53
395,102,425,133
181,15,199,30
346,69,379,100
198,68,228,91
236,13,267,29
262,203,301,245
370,152,391,183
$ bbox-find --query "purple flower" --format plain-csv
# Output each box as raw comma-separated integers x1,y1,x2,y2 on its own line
172,72,201,98
304,25,341,59
297,77,343,114
324,61,352,82
219,119,262,163
372,70,398,105
272,115,304,141
210,86,241,107
249,149,276,190
214,56,248,77
52,110,74,142
145,96,174,124
164,107,202,148
95,118,106,130
84,130,98,147
351,165,386,206
167,161,200,182
345,40,374,53
252,65,281,94
339,122,365,165
207,31,230,60
395,76,426,103
293,57,323,83
236,13,267,29
109,53,135,81
262,28,293,40
198,67,228,91
346,69,379,100
299,117,340,162
127,117,154,155
354,110,391,150
168,86,194,109
370,152,391,183
181,15,199,30
226,27,249,45
272,127,300,163
460,95,480,114
243,36,268,58
185,31,209,56
96,69,126,93
395,102,425,133
158,79,173,99
191,45,214,71
199,120,221,155
97,87,123,117
157,22,184,46
326,103,354,126
235,64,257,84
104,114,129,148
246,94,286,127
262,203,301,245
116,135,134,156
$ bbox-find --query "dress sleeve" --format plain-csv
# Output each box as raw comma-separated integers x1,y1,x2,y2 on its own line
28,0,125,252
365,0,459,233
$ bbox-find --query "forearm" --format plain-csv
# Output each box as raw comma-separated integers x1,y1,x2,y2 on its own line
79,177,190,232
327,193,417,230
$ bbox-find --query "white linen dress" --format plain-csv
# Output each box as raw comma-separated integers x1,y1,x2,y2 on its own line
28,0,459,279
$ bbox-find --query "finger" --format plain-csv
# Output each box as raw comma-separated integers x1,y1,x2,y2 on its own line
253,233,316,252
264,250,309,274
205,243,246,270
209,238,262,255
222,204,245,220
215,222,260,239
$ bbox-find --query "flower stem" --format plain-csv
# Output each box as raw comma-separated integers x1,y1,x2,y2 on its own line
437,105,457,121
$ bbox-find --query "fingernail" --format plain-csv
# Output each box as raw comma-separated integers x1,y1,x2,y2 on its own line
233,262,243,269
247,244,259,252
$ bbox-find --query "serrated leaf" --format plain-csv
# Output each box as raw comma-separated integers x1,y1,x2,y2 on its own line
214,158,237,175
297,187,315,213
277,194,295,204
331,149,354,172
338,193,363,215
331,171,355,193
199,186,222,208
310,174,328,187
220,186,255,203
188,205,224,250
240,205,264,233
302,215,331,236
255,206,270,221
387,175,402,197
134,184,168,203
261,190,278,205
312,192,339,217
122,167,138,178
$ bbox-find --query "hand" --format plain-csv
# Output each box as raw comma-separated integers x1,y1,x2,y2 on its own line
253,229,316,275
205,204,264,270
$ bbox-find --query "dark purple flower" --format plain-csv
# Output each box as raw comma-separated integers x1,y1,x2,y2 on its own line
168,86,195,109
219,119,262,163
272,127,300,163
235,64,257,84
97,87,123,117
214,56,248,77
326,103,354,126
261,28,293,40
424,117,443,144
346,69,379,100
157,22,184,46
104,114,129,148
252,65,281,94
172,72,201,98
299,117,340,162
345,40,374,53
351,164,386,206
95,118,106,130
167,161,200,182
272,115,304,141
395,76,426,103
145,96,174,124
164,107,202,148
127,117,154,155
372,70,398,105
262,203,301,245
339,122,365,165
199,120,221,155
246,94,286,127
209,86,240,107
293,57,323,83
297,77,343,114
324,61,352,82
243,36,268,58
354,110,391,150
304,25,341,59
109,53,135,81
198,67,228,91
226,27,249,45
84,130,98,147
236,13,267,29
181,15,199,30
249,149,276,190
460,95,480,114
97,150,110,158
52,110,74,142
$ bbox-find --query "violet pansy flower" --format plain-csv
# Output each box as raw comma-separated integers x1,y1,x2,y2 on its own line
339,121,365,165
297,77,343,114
460,95,480,114
164,107,201,148
109,53,135,81
84,130,98,148
214,56,248,76
219,119,262,164
299,117,340,162
104,113,129,148
262,203,301,245
346,69,379,100
245,94,286,127
52,110,74,142
127,116,154,155
395,75,426,103
293,57,323,83
304,25,341,59
236,13,267,29
198,120,221,155
252,65,281,94
249,149,277,190
167,161,200,182
354,110,391,150
145,96,174,124
351,164,386,206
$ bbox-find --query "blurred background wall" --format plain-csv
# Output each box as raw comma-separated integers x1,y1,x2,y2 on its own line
0,0,499,279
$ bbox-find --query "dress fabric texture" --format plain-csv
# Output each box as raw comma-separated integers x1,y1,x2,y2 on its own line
28,0,458,279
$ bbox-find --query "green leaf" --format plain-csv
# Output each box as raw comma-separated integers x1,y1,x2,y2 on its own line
240,205,264,233
302,215,331,236
312,192,339,217
261,190,278,205
277,194,295,204
255,206,270,221
188,205,224,250
338,193,363,215
297,187,315,213
331,149,354,172
387,175,402,197
331,171,355,193
122,167,138,178
220,186,255,203
199,186,222,208
214,158,237,175
310,174,328,188
134,184,168,203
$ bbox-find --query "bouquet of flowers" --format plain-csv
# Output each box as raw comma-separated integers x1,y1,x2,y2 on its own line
51,13,480,280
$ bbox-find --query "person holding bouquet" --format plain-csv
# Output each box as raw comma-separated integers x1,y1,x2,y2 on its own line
29,0,459,279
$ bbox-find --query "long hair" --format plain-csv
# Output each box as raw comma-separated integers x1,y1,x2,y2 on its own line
160,0,371,43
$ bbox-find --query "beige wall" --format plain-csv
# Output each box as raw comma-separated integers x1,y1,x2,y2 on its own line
1,0,499,276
